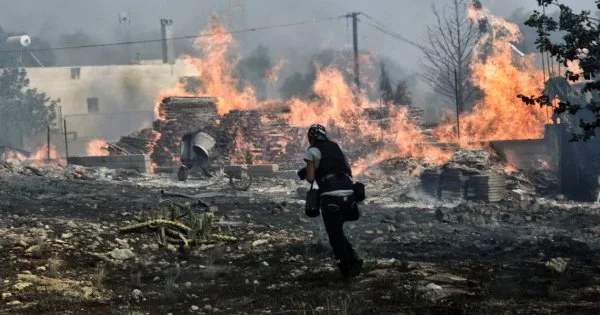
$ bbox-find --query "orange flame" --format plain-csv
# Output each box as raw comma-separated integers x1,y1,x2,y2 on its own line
30,144,61,161
24,144,64,167
150,6,550,174
266,60,286,83
504,150,518,174
434,4,547,146
185,14,260,115
86,139,109,156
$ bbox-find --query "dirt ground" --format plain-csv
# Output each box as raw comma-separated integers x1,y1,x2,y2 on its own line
1,169,600,314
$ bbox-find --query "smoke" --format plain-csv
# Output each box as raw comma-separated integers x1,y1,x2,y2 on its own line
0,0,595,100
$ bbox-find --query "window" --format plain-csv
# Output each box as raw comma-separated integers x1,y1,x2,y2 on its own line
70,67,81,79
87,97,99,113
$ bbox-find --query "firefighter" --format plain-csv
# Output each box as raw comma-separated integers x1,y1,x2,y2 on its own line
298,124,363,278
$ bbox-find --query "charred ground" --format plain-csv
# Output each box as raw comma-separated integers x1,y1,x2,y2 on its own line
0,164,600,315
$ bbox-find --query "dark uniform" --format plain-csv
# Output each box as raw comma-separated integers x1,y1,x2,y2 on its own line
302,124,363,278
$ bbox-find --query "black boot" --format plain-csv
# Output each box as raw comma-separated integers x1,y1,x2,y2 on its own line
337,261,350,278
348,258,363,277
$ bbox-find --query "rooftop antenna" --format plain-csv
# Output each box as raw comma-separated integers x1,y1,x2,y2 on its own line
119,12,131,25
119,12,132,64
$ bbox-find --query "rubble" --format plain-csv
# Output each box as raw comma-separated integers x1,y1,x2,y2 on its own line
107,128,155,155
442,149,506,175
109,248,136,260
0,162,142,181
546,258,568,273
1,140,598,314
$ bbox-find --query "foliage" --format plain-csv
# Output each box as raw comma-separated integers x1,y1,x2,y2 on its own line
279,49,412,102
0,68,58,148
518,0,600,141
379,62,413,106
379,62,394,104
394,80,413,106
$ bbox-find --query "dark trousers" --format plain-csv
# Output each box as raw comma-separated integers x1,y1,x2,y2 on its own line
320,194,357,264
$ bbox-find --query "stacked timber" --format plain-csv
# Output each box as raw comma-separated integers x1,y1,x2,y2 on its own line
439,168,468,200
216,109,263,165
151,97,219,166
257,107,305,169
420,169,441,198
466,175,506,202
405,106,425,129
108,128,155,155
215,106,305,167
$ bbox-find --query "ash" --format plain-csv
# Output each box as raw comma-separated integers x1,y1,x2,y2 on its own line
0,151,598,315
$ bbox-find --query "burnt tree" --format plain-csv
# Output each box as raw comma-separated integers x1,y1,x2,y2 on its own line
419,0,479,112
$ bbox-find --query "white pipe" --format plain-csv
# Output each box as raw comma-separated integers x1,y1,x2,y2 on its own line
6,35,31,47
509,43,525,57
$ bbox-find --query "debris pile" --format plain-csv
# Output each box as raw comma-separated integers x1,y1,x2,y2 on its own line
107,128,155,155
523,169,560,196
417,150,513,201
109,101,308,169
442,149,507,175
120,199,236,247
1,160,141,181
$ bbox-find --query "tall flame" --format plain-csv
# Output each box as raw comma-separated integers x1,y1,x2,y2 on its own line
185,14,260,115
150,5,550,174
434,4,547,146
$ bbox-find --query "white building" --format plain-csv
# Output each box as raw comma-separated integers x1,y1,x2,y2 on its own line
25,58,198,156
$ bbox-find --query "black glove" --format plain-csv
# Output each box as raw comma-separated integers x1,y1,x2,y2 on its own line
297,167,307,180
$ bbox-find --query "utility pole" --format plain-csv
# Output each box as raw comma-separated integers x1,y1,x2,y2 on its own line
348,12,360,93
63,119,69,164
47,125,50,161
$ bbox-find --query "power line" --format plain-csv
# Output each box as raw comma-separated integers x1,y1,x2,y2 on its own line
358,12,423,49
0,15,346,53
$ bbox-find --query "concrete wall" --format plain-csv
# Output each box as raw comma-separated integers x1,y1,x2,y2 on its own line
490,138,555,170
26,59,198,144
67,154,151,173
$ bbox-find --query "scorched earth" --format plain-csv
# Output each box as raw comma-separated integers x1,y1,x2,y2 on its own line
1,161,600,315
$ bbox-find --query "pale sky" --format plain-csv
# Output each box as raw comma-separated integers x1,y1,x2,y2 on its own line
0,0,593,71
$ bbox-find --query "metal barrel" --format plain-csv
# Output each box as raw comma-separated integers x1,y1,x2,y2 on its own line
191,132,215,160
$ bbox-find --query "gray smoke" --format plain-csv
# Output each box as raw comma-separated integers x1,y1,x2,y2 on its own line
0,0,591,68
0,0,594,97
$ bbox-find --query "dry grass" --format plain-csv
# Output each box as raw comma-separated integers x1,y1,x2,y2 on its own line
47,254,63,277
130,267,142,288
32,236,49,259
291,295,352,315
95,263,106,290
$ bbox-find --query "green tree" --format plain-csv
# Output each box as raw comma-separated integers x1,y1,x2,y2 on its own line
379,62,394,104
518,0,600,140
394,80,413,106
0,68,58,149
279,72,312,100
278,49,411,102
